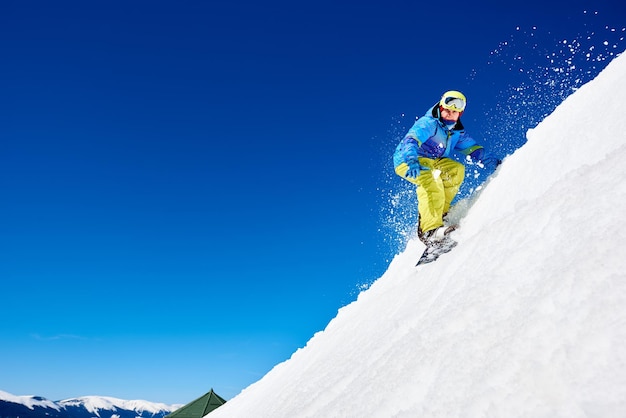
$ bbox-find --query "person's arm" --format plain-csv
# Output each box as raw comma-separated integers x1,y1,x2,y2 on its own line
457,135,501,170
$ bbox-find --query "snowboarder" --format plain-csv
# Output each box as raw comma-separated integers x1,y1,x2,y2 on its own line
393,90,500,246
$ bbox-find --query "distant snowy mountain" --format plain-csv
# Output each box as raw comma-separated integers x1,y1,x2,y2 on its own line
0,390,180,418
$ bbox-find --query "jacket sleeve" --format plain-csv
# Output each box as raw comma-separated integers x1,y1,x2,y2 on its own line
454,132,486,162
393,136,418,168
393,118,437,167
406,117,437,147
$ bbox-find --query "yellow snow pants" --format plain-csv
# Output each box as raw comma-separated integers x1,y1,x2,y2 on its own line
395,157,465,233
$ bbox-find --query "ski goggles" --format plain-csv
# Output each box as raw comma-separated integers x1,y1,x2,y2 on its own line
440,96,466,112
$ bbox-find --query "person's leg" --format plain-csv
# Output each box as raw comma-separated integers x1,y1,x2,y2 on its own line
434,158,465,214
416,158,445,233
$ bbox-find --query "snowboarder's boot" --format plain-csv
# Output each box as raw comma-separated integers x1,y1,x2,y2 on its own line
419,224,457,245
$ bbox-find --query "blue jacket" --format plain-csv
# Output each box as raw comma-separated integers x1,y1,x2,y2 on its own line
393,105,485,168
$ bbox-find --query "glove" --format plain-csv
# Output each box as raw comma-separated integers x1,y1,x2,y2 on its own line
480,155,502,170
420,138,445,158
405,159,423,179
469,148,501,170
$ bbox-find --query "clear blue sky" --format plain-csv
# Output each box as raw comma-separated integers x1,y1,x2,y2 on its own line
1,0,624,404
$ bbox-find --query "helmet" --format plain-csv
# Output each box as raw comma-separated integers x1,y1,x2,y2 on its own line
439,90,467,112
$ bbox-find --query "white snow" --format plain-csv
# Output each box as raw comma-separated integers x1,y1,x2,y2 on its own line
208,50,626,417
0,390,60,411
58,396,178,415
0,390,180,415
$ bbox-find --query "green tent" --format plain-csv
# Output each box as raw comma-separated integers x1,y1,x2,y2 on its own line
166,389,226,418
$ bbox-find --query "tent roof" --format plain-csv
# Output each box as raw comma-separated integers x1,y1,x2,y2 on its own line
166,389,226,418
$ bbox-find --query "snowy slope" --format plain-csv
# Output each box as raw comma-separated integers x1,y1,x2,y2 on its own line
208,51,626,418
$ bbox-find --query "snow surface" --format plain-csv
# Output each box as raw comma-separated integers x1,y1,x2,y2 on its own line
0,390,181,414
208,51,626,417
0,390,60,411
58,396,179,415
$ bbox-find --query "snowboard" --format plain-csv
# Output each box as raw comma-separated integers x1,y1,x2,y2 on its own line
416,237,458,266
